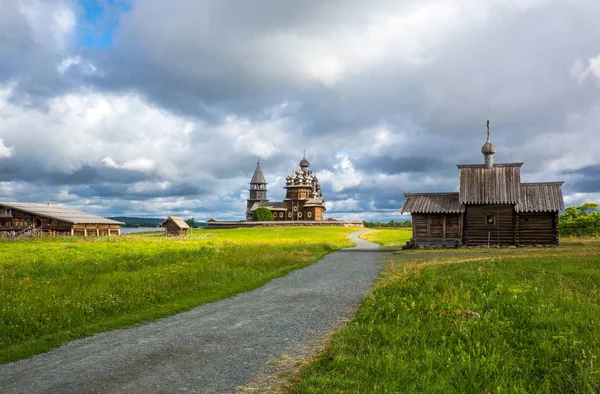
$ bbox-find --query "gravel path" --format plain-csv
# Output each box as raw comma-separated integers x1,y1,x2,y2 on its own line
0,230,392,393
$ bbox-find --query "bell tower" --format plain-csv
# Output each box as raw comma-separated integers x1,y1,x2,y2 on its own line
246,159,268,218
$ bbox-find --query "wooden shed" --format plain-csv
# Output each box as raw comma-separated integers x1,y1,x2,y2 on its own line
0,202,123,237
400,122,564,247
401,193,464,246
159,216,190,237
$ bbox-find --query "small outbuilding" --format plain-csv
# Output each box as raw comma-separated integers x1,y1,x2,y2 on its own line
159,216,190,237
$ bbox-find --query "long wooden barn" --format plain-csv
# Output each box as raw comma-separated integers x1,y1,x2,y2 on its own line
400,123,564,247
0,202,124,237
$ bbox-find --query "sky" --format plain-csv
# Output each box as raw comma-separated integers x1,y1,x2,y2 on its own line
1,0,599,221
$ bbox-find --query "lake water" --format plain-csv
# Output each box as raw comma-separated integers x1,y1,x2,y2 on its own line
121,227,164,235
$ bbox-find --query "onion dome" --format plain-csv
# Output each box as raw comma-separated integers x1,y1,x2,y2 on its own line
481,140,496,155
481,120,496,154
299,151,310,169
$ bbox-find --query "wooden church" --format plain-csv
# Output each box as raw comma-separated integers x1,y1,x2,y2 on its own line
246,154,326,221
401,122,564,247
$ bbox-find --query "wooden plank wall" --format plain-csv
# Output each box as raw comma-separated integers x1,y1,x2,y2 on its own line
412,213,462,245
464,204,515,246
518,212,557,245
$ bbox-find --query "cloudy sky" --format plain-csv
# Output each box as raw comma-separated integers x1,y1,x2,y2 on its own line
1,0,599,221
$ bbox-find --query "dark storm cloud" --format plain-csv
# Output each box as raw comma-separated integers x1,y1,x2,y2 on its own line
562,164,600,193
69,182,203,200
355,156,447,175
0,161,152,185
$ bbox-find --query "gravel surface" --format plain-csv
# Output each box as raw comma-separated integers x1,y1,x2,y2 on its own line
0,230,392,393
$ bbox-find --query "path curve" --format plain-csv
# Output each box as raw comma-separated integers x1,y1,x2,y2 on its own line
0,230,390,393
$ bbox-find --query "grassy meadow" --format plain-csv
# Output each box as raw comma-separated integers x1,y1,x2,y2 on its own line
291,237,600,393
0,226,358,363
359,228,412,247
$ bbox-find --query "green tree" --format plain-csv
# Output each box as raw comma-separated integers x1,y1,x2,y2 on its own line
559,202,600,236
253,207,274,221
185,217,197,228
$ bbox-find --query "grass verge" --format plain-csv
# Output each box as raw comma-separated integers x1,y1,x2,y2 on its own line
359,228,412,247
291,239,600,393
0,226,358,363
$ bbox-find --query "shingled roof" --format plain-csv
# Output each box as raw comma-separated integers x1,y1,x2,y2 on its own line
250,161,267,184
400,193,464,214
515,182,565,213
458,163,523,204
0,202,124,224
159,216,190,229
250,201,287,211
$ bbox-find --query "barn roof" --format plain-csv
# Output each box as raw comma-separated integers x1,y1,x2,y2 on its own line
515,182,565,213
0,202,124,225
457,163,523,204
159,216,190,229
400,193,464,214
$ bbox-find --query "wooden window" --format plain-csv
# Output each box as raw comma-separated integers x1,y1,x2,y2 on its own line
279,212,283,218
487,215,495,225
293,206,298,211
288,212,292,218
307,212,312,218
298,212,302,218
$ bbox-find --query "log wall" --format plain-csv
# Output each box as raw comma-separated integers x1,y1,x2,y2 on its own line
463,204,515,246
412,213,462,246
164,222,187,237
518,212,558,245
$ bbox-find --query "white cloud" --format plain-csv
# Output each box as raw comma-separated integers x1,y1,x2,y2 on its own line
102,156,155,172
570,54,600,84
0,138,14,158
18,0,75,49
319,154,362,192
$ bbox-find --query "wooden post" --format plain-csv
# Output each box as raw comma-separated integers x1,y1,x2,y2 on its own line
71,228,74,237
442,215,447,240
427,214,431,239
96,226,99,237
84,227,87,237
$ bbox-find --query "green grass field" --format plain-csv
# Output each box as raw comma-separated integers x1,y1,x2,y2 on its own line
0,227,358,363
291,239,600,393
359,228,412,246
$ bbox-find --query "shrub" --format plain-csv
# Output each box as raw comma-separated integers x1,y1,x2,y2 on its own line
253,207,274,221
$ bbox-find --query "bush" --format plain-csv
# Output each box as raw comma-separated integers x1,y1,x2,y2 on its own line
253,207,274,221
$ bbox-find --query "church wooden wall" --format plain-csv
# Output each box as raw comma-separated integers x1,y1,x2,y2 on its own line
518,212,558,245
271,210,285,221
463,204,515,246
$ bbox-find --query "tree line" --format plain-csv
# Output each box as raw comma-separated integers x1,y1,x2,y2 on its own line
559,202,600,236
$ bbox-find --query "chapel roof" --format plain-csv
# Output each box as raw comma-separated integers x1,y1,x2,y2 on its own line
515,182,565,213
457,163,523,204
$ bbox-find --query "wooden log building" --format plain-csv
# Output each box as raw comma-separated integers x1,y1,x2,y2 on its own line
0,202,123,237
400,122,564,247
246,154,326,221
159,216,190,236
